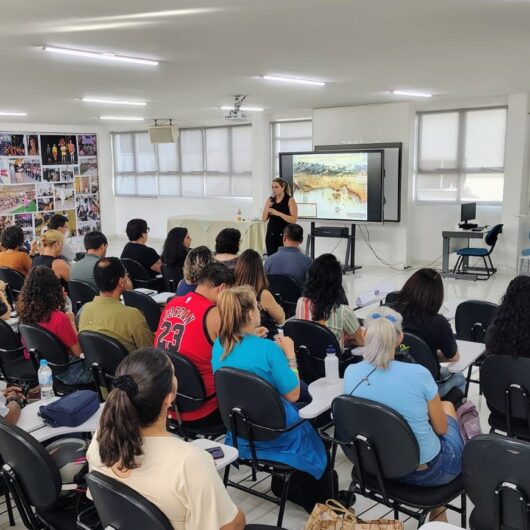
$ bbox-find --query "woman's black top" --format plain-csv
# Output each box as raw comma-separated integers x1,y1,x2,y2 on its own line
31,255,68,290
267,194,291,236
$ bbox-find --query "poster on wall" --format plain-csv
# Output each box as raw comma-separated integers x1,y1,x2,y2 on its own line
0,131,100,245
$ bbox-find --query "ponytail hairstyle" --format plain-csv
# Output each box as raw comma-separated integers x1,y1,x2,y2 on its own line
363,307,403,370
97,348,174,471
217,286,257,359
272,177,291,197
41,229,64,250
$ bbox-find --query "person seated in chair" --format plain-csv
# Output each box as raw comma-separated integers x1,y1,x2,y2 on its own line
17,266,93,385
264,223,312,286
214,228,241,270
344,307,463,522
392,268,466,396
87,348,246,530
0,226,32,276
161,227,191,278
47,213,76,263
176,246,215,296
70,231,108,290
31,230,71,289
0,386,26,425
155,263,235,428
78,257,154,352
296,254,363,349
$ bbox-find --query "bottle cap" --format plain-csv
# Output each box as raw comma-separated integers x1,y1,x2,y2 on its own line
39,359,48,367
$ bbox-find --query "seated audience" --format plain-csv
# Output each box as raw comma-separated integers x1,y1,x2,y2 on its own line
0,385,26,425
155,263,234,427
121,218,162,279
176,246,214,296
212,286,330,509
234,249,285,337
214,228,241,270
48,213,76,263
486,275,530,358
0,226,32,275
87,348,246,530
0,281,11,320
70,231,108,289
78,257,154,352
17,266,93,385
31,230,70,288
393,268,465,395
161,227,191,276
344,307,463,521
296,254,362,349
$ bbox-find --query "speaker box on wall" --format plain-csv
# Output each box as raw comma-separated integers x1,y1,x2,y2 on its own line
148,126,179,144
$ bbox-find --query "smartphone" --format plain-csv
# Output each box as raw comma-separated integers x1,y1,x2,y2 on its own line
205,446,225,460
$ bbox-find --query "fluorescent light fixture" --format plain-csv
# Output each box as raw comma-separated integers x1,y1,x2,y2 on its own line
220,105,264,112
0,111,27,117
391,90,432,98
100,116,144,121
274,117,312,122
83,97,146,106
262,75,325,87
43,46,159,66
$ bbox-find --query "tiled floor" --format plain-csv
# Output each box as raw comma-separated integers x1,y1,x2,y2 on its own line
0,258,516,529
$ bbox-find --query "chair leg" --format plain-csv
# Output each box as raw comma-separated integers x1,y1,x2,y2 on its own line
453,255,462,275
223,464,231,487
393,506,399,520
461,492,467,528
417,508,429,527
4,492,14,527
464,365,473,397
276,472,292,528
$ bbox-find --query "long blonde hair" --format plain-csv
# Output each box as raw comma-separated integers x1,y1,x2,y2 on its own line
363,307,403,369
217,286,257,359
41,229,64,248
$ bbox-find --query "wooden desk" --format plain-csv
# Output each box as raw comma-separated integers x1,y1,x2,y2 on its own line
442,228,490,280
299,378,344,419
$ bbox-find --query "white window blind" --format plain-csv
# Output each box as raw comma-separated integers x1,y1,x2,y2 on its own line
272,120,312,176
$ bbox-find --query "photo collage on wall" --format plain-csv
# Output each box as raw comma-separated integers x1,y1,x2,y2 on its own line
0,132,101,245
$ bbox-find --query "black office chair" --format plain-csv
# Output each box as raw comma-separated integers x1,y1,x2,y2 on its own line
78,331,129,402
383,290,400,305
328,395,466,527
455,299,497,395
0,266,24,304
121,258,156,290
122,289,161,333
165,351,225,440
481,354,530,440
215,367,303,527
0,320,37,387
283,319,345,384
463,434,530,530
0,421,94,530
67,280,98,314
161,264,183,292
19,323,95,395
266,274,301,319
453,223,504,279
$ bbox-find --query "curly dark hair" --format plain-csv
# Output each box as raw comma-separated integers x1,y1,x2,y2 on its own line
1,226,24,250
303,253,343,321
17,266,65,324
486,275,530,358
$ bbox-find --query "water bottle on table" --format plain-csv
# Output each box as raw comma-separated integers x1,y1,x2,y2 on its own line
324,345,339,383
38,359,55,401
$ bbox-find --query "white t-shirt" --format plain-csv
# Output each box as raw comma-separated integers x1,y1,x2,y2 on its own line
0,393,8,418
87,435,238,530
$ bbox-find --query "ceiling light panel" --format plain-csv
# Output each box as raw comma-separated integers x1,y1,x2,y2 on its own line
43,46,159,66
262,75,325,86
83,97,146,106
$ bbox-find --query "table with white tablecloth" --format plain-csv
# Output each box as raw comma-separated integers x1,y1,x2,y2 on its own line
167,217,266,256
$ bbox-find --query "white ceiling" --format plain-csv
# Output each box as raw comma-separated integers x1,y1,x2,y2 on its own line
1,0,530,126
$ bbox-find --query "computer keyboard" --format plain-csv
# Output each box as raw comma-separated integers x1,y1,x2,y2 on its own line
471,226,485,231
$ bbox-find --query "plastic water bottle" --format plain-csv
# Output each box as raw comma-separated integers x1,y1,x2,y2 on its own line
38,359,55,401
236,209,242,222
324,345,339,384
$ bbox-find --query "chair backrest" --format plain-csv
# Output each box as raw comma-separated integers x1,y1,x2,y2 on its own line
0,421,61,509
0,320,37,383
401,332,440,380
333,395,419,479
455,299,498,343
166,351,207,413
86,471,173,530
283,318,342,384
18,323,70,375
68,280,99,314
78,330,129,377
384,291,400,305
161,264,183,292
0,266,25,303
215,367,286,442
121,258,150,287
122,289,161,333
464,434,530,530
266,273,302,304
481,355,530,424
485,223,504,247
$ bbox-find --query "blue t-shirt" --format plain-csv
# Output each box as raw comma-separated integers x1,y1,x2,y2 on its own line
175,280,197,296
344,360,440,464
212,334,327,479
263,246,312,286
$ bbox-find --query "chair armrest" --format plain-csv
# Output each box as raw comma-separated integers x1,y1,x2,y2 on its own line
0,345,25,354
47,357,84,369
76,504,100,530
245,417,307,434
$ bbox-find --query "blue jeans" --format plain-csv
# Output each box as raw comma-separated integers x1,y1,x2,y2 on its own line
437,367,466,396
399,416,464,486
56,358,94,385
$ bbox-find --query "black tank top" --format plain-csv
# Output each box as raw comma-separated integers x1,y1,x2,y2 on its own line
32,255,68,290
267,193,291,235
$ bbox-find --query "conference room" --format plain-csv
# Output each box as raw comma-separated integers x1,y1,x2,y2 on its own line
0,1,529,529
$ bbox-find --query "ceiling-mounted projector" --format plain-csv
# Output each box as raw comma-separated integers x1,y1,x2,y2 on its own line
148,119,179,144
223,95,250,123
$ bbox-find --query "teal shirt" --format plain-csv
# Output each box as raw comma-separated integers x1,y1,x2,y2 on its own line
70,253,100,289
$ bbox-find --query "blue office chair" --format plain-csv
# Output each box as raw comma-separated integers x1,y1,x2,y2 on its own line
519,231,530,275
452,223,503,280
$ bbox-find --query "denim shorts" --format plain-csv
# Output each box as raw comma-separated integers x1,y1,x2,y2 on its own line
399,416,464,487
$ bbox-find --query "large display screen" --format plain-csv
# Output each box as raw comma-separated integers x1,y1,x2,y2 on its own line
280,150,383,222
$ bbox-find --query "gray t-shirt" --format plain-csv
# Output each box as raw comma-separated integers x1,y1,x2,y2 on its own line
263,246,312,286
70,253,100,289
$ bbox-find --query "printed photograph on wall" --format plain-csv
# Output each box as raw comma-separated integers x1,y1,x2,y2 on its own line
0,159,9,184
22,227,35,246
37,197,54,212
0,184,36,214
54,182,75,210
0,134,25,156
42,167,61,182
9,158,41,184
35,209,77,237
60,166,76,182
90,175,99,194
80,157,97,177
26,135,40,157
36,182,54,198
14,213,33,229
0,215,14,230
41,135,78,165
75,176,90,194
78,135,97,157
76,194,99,222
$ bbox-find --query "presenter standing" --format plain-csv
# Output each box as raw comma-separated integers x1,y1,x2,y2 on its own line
262,178,298,256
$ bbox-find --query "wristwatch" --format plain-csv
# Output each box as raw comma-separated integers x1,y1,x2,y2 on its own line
5,396,25,409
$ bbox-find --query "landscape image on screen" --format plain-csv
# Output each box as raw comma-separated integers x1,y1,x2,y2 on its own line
292,153,368,220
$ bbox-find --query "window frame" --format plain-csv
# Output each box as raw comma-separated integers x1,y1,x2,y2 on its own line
271,119,313,177
415,106,507,205
112,124,252,199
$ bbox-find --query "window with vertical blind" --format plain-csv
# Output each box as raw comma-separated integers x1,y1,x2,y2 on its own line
415,107,507,203
112,124,252,197
271,120,312,176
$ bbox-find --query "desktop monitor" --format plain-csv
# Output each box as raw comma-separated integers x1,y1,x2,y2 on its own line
460,202,477,229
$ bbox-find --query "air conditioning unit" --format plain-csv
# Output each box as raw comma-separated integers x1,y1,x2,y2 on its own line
148,125,179,144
